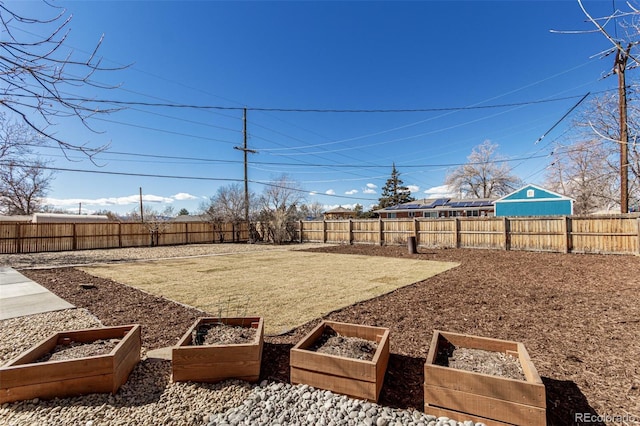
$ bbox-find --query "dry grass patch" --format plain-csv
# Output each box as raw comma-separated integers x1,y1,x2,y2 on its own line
80,251,457,335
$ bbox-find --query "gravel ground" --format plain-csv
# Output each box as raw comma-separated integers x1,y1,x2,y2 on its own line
0,243,327,269
0,310,482,426
0,310,256,426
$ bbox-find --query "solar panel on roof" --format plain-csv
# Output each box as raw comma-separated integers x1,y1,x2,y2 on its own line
430,198,449,207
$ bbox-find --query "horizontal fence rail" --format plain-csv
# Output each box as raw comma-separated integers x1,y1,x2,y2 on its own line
0,221,250,254
298,216,640,255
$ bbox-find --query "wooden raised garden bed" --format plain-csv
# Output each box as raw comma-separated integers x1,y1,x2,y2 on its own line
290,320,390,402
172,317,263,383
0,324,141,404
424,330,546,426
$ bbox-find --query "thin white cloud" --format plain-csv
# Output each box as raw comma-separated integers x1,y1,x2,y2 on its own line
325,189,336,195
423,185,456,198
366,183,377,189
363,188,376,194
345,189,358,195
173,192,198,201
43,194,176,207
309,191,318,196
407,185,420,193
145,194,174,203
325,203,356,211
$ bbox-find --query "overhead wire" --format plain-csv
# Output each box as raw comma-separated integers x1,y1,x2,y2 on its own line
6,22,624,201
0,161,379,202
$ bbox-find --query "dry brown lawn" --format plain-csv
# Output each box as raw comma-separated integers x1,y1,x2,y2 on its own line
80,250,457,334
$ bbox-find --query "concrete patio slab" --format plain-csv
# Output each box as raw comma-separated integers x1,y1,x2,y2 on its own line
0,267,74,320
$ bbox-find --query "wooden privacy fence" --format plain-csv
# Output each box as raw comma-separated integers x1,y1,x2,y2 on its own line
0,221,249,254
299,216,640,255
2,217,639,256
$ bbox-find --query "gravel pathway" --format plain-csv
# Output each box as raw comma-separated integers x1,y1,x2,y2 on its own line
0,243,328,269
0,309,484,426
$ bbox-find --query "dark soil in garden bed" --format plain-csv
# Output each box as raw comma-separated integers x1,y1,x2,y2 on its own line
21,246,640,426
36,338,120,363
436,346,526,381
307,327,378,361
192,324,256,346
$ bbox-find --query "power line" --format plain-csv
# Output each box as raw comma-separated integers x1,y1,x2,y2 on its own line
7,91,592,113
33,143,559,168
0,162,379,202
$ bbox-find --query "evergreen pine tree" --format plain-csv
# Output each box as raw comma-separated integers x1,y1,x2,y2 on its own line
378,164,415,208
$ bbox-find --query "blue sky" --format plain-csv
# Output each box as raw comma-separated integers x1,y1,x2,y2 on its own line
5,0,630,214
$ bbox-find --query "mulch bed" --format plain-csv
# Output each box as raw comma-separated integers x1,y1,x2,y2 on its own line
21,246,640,426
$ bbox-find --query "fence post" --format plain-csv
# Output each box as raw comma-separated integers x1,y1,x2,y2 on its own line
454,218,460,248
299,220,303,243
72,223,77,251
564,216,571,254
637,217,640,255
379,218,384,246
323,220,327,243
413,218,419,246
503,217,510,251
348,219,353,245
15,223,21,254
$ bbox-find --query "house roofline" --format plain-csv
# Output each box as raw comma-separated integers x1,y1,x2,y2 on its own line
495,183,575,202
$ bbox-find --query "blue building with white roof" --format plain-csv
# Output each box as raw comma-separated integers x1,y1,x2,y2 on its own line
494,184,574,217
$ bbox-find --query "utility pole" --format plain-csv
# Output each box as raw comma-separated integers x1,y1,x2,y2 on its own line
234,108,257,222
615,45,631,214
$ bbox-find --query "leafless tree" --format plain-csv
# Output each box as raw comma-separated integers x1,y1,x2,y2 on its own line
0,114,54,214
92,209,121,221
298,201,325,220
201,183,256,224
545,140,618,214
257,174,305,244
444,140,522,199
0,1,125,159
568,92,640,211
200,183,257,242
125,204,174,246
552,1,640,212
0,160,51,214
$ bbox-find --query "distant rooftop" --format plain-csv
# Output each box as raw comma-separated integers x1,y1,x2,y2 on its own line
376,197,496,212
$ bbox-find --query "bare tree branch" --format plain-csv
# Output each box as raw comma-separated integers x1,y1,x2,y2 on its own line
0,1,128,162
576,0,640,65
444,141,522,199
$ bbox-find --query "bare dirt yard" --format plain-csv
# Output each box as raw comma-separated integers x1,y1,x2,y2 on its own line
17,245,640,426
